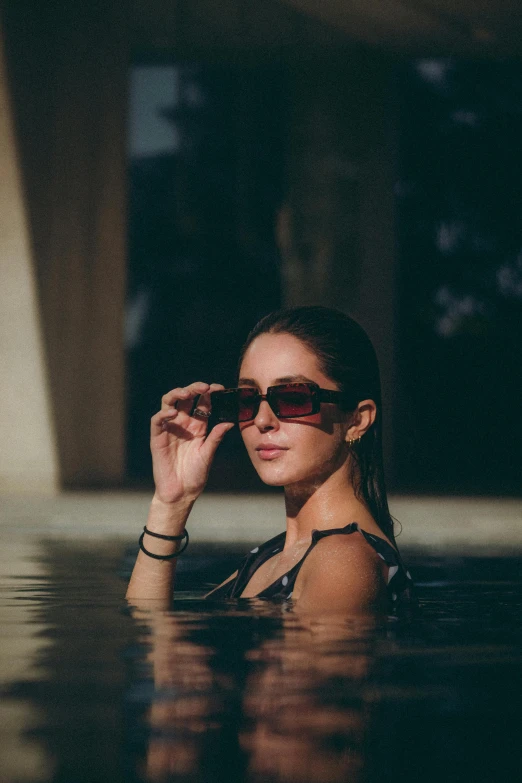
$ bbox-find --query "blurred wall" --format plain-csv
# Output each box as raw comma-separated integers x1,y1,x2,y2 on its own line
2,1,129,488
0,21,58,494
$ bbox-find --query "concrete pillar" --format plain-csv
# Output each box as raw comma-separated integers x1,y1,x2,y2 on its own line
0,20,58,494
2,1,129,487
278,52,399,486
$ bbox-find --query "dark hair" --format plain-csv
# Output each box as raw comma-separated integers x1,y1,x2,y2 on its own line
238,305,397,544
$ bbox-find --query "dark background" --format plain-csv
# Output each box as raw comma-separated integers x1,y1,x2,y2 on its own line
126,63,285,486
396,59,522,494
126,58,522,494
3,0,521,494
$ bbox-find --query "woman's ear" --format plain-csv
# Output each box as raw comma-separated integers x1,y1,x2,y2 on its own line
344,399,377,441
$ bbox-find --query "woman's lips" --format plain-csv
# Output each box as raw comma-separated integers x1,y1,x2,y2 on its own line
255,445,288,460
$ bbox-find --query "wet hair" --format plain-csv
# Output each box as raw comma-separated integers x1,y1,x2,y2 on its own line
238,305,397,544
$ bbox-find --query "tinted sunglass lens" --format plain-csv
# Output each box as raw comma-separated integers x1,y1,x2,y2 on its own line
213,385,315,422
238,389,259,421
211,390,239,422
274,384,314,417
212,389,260,422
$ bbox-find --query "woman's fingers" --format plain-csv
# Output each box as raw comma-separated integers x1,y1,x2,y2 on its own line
151,407,179,435
154,383,227,436
191,383,225,418
161,382,210,414
201,421,235,463
160,382,226,417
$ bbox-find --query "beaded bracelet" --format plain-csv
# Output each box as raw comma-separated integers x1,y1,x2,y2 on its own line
138,526,189,560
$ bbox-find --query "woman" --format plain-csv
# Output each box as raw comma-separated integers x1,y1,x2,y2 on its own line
126,306,414,614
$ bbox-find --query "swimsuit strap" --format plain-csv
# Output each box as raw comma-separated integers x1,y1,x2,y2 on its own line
208,522,414,603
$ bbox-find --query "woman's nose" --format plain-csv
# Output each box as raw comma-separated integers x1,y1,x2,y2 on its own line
254,400,279,431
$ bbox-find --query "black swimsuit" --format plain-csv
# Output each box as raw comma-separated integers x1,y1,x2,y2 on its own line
207,522,415,605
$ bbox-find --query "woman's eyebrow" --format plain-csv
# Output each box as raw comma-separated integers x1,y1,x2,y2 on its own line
238,374,315,387
273,374,315,384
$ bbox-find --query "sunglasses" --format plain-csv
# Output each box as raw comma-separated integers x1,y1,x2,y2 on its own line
210,382,345,423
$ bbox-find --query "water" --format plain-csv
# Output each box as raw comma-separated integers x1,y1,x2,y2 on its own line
1,538,521,783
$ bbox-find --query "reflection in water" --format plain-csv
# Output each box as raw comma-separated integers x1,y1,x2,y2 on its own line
136,610,237,781
0,539,55,782
240,615,378,783
1,541,521,783
132,603,386,783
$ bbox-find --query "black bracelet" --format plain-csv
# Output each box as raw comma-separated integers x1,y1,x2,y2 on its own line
138,528,189,560
143,525,186,541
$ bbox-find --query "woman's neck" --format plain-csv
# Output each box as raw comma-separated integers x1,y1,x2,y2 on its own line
283,465,374,549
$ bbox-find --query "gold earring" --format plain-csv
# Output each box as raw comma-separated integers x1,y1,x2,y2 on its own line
348,436,361,447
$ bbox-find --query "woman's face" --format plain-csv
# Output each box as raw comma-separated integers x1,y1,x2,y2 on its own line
238,333,351,488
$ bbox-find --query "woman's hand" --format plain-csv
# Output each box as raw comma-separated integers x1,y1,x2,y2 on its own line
150,382,234,505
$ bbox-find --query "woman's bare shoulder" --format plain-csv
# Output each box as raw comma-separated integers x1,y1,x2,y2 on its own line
306,530,385,571
293,532,387,614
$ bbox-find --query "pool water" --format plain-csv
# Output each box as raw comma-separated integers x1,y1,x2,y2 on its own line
1,539,521,783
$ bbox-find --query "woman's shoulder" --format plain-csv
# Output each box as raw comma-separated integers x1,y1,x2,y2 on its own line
296,524,415,611
309,527,388,568
298,529,387,589
292,532,387,612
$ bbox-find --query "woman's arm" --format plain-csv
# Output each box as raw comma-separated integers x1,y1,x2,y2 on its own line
125,494,195,604
126,381,234,605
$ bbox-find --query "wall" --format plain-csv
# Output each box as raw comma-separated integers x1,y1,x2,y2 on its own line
0,20,58,494
2,1,129,487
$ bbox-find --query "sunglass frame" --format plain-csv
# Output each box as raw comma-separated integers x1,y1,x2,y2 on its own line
210,382,344,423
